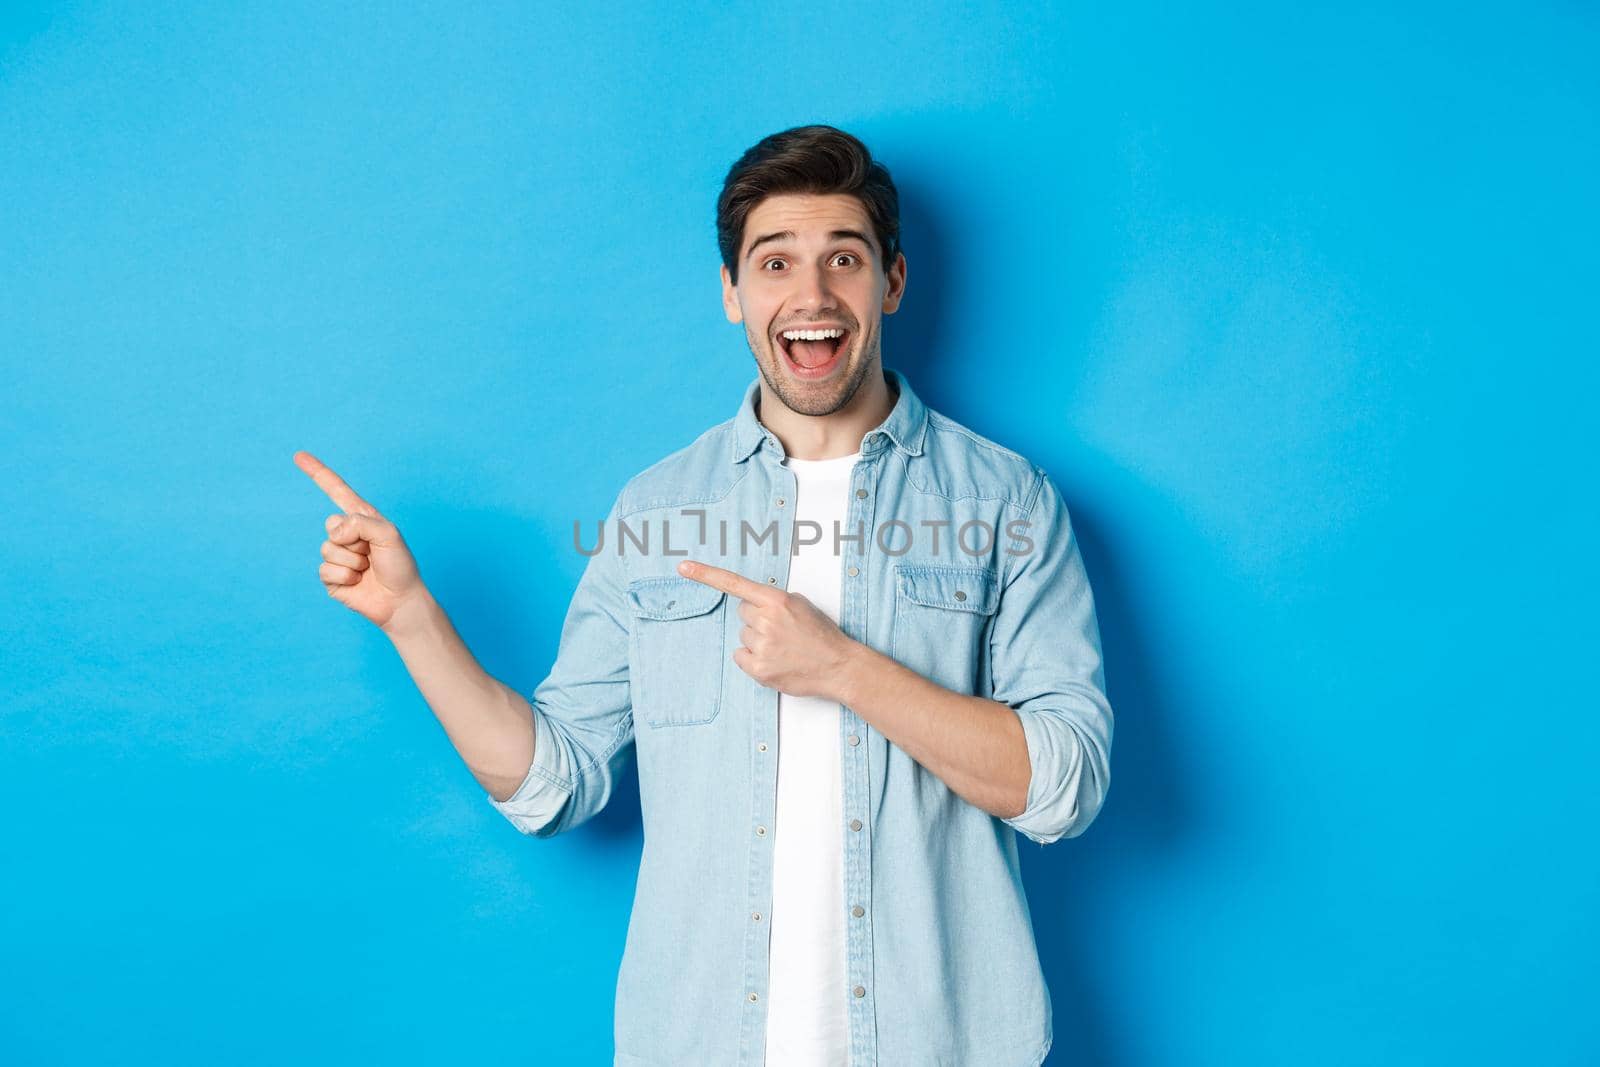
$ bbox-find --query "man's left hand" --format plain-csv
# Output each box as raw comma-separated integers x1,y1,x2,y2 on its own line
677,559,859,701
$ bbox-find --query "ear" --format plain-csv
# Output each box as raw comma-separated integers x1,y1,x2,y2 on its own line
720,263,743,324
881,252,907,315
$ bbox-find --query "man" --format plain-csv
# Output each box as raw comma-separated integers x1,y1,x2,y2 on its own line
295,125,1113,1067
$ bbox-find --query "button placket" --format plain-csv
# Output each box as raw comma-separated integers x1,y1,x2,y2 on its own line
834,454,880,1063
850,460,882,1062
740,458,796,1054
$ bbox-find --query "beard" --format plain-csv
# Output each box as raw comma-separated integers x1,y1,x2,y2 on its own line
746,318,880,418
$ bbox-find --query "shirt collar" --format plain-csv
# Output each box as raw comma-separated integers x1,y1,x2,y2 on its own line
729,366,929,465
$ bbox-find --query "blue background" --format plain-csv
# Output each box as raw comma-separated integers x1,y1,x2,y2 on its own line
3,2,1595,1064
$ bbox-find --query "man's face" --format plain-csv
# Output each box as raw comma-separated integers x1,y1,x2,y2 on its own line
721,192,907,417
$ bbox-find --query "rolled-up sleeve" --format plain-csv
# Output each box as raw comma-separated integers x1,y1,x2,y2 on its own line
989,466,1114,846
485,490,636,838
486,705,576,835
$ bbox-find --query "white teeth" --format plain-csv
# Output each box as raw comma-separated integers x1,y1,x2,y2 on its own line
781,328,845,341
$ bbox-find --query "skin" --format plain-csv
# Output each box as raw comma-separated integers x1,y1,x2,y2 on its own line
292,449,417,629
720,192,905,460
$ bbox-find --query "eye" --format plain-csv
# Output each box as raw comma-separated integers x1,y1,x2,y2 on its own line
832,253,859,268
762,257,788,272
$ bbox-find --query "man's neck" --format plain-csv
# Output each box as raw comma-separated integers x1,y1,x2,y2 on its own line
756,367,897,461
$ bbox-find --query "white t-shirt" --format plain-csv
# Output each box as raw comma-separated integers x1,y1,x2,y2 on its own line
763,449,859,1067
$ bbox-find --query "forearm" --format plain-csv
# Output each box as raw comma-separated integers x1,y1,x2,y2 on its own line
382,588,536,802
834,640,1030,820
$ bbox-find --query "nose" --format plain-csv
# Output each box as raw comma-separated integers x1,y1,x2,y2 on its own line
791,260,838,318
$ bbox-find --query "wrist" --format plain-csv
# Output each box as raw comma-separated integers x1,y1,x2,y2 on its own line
382,587,443,645
831,637,876,708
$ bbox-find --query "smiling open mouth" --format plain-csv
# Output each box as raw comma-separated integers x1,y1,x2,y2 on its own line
777,326,851,377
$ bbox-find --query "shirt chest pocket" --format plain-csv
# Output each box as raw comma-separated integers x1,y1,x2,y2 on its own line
626,576,728,728
889,563,999,696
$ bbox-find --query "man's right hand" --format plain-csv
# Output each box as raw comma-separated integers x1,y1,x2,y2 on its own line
293,449,426,632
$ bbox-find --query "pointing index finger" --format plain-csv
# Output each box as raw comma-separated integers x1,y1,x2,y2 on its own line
677,560,778,604
293,450,379,516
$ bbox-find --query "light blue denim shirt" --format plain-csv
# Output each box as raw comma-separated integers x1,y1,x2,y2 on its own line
486,366,1113,1066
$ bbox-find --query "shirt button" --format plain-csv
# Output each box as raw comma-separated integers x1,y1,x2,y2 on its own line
855,488,867,499
851,904,864,917
767,576,777,584
847,734,860,746
776,498,785,507
847,566,859,577
756,825,767,836
849,818,862,832
954,590,967,601
758,742,768,752
752,911,762,921
853,985,866,998
749,992,759,1002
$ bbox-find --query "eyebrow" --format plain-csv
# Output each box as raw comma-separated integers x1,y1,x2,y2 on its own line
744,228,875,261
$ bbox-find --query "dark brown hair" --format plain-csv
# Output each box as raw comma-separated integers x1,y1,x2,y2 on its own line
717,124,901,285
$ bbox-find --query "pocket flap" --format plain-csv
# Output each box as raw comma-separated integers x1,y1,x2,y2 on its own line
894,564,998,614
626,575,727,620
